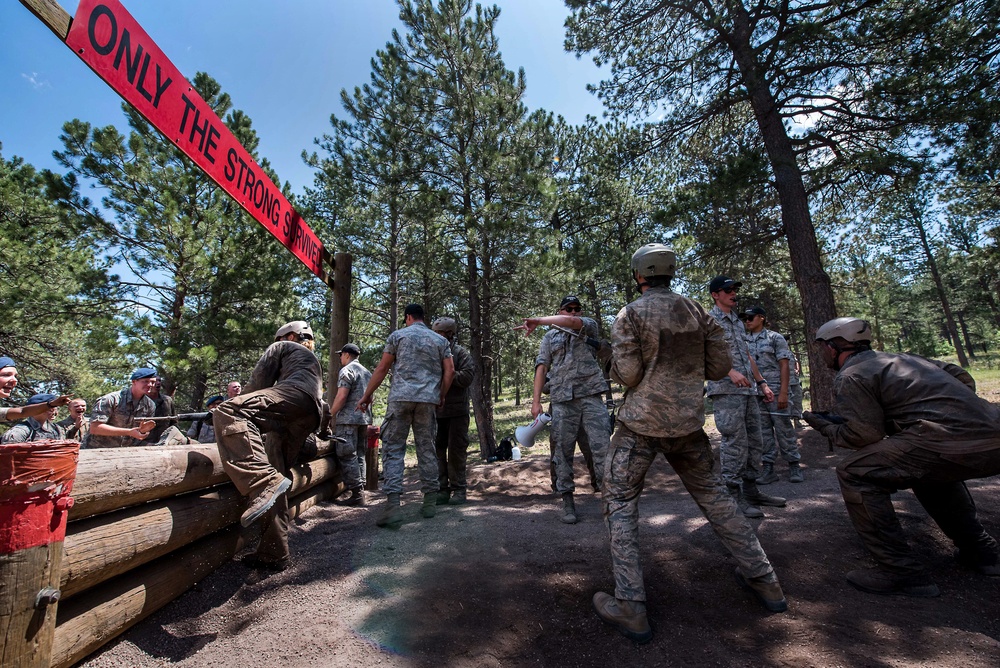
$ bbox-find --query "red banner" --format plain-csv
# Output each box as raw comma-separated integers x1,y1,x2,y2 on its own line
65,0,331,285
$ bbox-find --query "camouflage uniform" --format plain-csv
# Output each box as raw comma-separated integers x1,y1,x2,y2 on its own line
380,323,453,496
746,328,800,465
606,286,777,602
810,350,1000,575
537,316,610,494
88,387,156,448
58,415,90,443
707,306,765,486
435,341,475,493
1,416,65,443
213,340,323,565
334,359,373,492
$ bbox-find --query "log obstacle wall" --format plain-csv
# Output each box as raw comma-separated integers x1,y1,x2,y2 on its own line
9,439,346,668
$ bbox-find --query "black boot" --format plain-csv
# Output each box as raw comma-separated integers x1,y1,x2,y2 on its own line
758,462,779,485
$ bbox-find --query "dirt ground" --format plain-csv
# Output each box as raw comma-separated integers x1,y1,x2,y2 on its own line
79,426,1000,668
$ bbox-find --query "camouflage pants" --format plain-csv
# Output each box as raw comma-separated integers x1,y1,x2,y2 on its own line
837,438,1000,574
604,424,775,602
380,401,439,495
758,397,801,464
549,423,599,493
334,424,365,492
789,384,803,418
435,414,471,491
551,394,610,495
711,394,764,486
213,385,317,564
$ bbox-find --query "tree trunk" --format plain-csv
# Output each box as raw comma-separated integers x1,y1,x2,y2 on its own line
467,250,497,460
730,7,837,408
956,312,977,359
913,216,969,366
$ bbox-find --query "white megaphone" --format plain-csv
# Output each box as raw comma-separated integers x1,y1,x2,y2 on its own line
515,412,551,448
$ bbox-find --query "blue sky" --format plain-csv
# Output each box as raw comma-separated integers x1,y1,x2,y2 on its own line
1,0,608,199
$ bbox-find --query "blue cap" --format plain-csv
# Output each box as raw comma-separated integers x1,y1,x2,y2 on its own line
27,393,57,405
206,395,224,406
0,356,14,369
131,367,157,381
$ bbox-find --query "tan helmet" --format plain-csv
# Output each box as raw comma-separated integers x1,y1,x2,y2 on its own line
631,243,676,278
815,317,871,343
432,317,458,337
275,320,314,341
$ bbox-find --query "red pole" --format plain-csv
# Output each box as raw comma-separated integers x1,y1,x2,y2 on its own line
0,439,80,668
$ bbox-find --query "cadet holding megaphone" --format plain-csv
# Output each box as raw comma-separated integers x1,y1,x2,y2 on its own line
514,295,611,525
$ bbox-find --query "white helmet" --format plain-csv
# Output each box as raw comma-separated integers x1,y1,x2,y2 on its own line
815,318,871,343
631,243,676,278
275,320,314,341
432,317,458,337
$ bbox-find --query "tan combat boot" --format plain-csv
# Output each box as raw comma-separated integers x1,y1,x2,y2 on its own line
592,592,652,643
376,493,402,527
420,492,437,518
735,568,789,612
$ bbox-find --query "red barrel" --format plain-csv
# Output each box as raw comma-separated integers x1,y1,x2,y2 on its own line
365,425,380,490
0,439,80,668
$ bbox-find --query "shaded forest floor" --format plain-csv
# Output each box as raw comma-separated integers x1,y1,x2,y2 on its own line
79,425,1000,668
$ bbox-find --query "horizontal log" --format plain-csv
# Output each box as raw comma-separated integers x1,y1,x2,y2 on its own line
60,456,342,600
70,439,338,521
51,527,240,668
69,445,227,521
52,472,342,668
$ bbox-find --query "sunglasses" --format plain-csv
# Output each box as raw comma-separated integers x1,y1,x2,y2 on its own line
563,306,582,313
722,288,738,294
740,314,758,321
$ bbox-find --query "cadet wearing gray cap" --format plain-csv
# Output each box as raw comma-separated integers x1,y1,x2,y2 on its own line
87,368,158,448
328,343,372,506
213,320,323,571
805,317,1000,596
594,244,786,644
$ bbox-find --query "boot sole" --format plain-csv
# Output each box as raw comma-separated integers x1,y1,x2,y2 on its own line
241,477,292,527
592,598,653,644
735,570,788,612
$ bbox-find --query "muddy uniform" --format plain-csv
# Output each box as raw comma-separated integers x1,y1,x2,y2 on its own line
380,323,452,496
1,416,65,443
538,317,611,493
746,328,800,467
707,306,764,486
334,359,373,492
213,341,323,564
605,286,778,602
88,388,156,448
811,350,1000,575
435,341,475,493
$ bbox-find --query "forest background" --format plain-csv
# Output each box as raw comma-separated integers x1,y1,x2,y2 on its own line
2,0,999,459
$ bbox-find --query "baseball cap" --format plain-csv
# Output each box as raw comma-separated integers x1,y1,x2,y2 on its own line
743,306,767,318
336,343,361,356
709,276,742,293
559,295,582,309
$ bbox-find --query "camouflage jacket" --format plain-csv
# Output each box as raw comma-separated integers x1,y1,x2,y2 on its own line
1,416,65,443
88,387,156,448
746,328,793,391
384,322,453,404
437,341,475,418
706,305,756,397
611,286,731,438
536,316,609,404
819,350,1000,454
245,340,324,424
336,359,373,425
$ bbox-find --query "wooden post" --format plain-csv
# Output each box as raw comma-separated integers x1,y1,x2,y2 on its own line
0,439,80,668
326,252,353,407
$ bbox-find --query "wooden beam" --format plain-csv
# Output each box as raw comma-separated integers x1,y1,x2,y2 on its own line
326,252,352,406
19,0,71,40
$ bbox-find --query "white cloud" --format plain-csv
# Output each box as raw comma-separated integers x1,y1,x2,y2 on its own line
21,72,50,89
